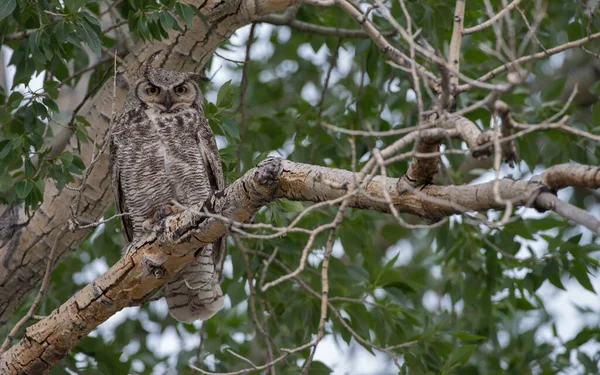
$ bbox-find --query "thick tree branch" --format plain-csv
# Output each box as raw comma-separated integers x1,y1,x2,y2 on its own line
0,158,283,374
0,0,298,327
2,158,599,373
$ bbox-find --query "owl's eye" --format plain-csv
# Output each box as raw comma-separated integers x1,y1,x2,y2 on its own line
174,85,187,95
146,86,160,96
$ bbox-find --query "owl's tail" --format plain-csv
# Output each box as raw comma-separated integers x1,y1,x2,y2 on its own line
164,243,224,323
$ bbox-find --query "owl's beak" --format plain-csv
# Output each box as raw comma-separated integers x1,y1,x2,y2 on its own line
164,93,172,111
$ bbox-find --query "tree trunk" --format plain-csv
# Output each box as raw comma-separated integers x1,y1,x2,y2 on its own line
0,0,298,326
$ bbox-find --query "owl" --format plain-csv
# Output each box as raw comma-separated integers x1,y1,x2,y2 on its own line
109,56,225,323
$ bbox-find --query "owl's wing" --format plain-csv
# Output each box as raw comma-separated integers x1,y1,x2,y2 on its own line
109,138,134,243
196,116,227,272
197,117,225,191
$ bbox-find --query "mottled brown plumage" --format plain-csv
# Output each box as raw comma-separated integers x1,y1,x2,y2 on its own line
109,60,225,322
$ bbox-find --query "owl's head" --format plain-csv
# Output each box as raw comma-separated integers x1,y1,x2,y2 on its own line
135,68,203,113
132,52,206,113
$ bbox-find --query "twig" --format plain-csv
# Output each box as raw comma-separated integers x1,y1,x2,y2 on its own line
69,51,120,229
399,0,424,118
189,342,314,375
236,23,256,174
233,234,277,375
57,57,114,88
259,247,279,289
458,32,600,93
258,14,395,38
4,29,36,41
0,227,68,354
301,200,348,374
448,0,466,91
462,0,524,35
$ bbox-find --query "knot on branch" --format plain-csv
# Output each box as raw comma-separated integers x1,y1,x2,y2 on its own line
142,252,169,279
525,178,557,213
248,157,284,204
492,100,518,167
205,0,243,21
256,157,283,187
473,131,497,158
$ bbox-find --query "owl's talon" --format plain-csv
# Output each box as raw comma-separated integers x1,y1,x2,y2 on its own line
170,199,187,210
142,218,156,232
142,204,186,233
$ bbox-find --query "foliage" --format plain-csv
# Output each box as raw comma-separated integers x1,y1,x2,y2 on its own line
1,0,600,374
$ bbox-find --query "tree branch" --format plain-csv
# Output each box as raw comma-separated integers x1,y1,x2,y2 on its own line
448,0,465,90
258,13,395,38
457,31,600,93
462,0,524,35
0,158,281,374
2,158,598,373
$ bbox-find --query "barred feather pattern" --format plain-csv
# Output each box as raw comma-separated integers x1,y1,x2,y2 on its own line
110,68,225,322
164,245,224,322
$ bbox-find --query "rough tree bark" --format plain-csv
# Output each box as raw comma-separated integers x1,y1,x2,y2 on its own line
1,158,599,374
0,0,298,326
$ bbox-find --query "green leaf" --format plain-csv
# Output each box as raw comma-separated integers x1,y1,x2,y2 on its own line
0,0,15,21
72,155,86,171
16,180,34,199
442,345,477,373
216,80,233,108
128,13,139,34
43,97,59,113
571,261,596,293
545,259,566,290
77,20,102,56
137,16,150,41
308,361,333,374
578,352,598,372
593,101,600,127
175,2,194,28
277,199,304,212
64,0,85,13
8,91,24,109
347,266,369,283
60,151,74,168
10,137,22,150
159,11,175,30
24,159,35,178
148,20,162,40
452,332,487,342
221,118,239,140
44,80,60,99
0,140,13,159
32,101,48,119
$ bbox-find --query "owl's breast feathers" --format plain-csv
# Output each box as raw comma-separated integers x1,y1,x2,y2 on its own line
111,106,218,238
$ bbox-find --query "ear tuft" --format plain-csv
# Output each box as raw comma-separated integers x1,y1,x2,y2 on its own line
140,51,163,79
187,72,210,82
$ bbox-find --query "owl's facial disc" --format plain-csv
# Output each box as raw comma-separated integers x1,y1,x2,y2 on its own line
136,67,201,113
166,82,196,112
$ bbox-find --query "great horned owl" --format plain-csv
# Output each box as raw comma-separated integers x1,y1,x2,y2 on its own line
109,55,225,322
